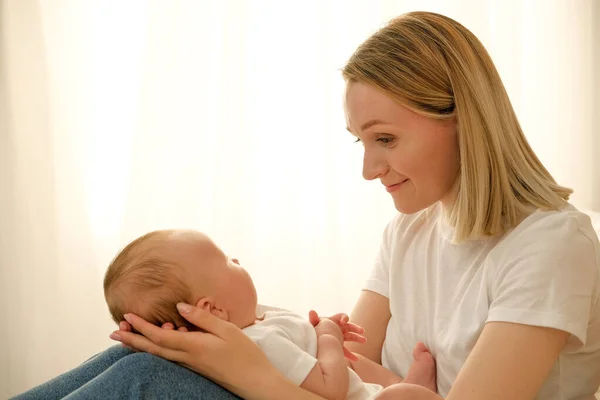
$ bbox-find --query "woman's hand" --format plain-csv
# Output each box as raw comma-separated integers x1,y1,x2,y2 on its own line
109,303,288,400
308,310,366,361
118,320,189,333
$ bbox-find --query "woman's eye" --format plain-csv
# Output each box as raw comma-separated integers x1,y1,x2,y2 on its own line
353,136,394,145
377,137,394,144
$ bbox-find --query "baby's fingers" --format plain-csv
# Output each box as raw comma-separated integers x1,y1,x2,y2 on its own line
308,310,321,327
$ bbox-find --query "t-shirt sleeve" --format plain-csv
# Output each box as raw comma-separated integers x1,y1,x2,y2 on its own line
363,217,397,298
253,327,318,385
487,215,599,351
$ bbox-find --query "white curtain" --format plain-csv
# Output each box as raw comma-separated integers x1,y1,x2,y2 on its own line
1,0,598,396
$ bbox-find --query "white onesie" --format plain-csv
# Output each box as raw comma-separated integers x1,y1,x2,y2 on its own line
243,306,382,400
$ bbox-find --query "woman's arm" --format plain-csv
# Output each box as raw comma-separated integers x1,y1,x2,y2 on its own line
113,305,326,400
341,290,404,386
266,378,327,400
446,321,569,400
347,353,403,387
345,290,391,364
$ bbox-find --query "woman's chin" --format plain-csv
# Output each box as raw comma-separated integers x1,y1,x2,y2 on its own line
393,199,426,215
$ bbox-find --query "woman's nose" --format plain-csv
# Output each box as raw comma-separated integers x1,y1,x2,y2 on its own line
362,149,387,181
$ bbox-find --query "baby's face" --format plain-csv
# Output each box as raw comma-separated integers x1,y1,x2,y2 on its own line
173,231,258,329
203,255,258,328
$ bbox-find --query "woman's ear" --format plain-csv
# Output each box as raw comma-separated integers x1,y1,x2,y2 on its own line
195,297,229,321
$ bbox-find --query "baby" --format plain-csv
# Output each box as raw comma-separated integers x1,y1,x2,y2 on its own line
104,229,436,399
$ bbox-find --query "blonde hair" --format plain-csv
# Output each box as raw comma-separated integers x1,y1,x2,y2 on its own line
103,230,194,330
342,11,571,242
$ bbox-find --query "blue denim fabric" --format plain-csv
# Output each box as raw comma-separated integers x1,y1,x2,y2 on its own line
12,345,240,400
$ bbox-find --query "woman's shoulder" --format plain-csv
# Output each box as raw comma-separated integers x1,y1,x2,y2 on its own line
491,204,600,267
503,204,598,245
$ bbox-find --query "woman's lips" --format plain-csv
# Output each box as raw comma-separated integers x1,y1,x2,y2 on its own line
385,179,408,193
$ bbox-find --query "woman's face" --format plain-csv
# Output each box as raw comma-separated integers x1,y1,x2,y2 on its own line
345,81,460,214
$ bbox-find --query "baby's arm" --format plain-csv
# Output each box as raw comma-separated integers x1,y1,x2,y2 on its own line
309,310,403,388
300,319,349,400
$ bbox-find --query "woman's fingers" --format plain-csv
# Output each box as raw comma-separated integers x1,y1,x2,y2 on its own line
343,346,359,362
310,312,364,334
122,313,188,351
341,322,365,334
114,327,137,352
344,332,367,343
119,321,132,332
161,322,188,332
111,329,187,363
328,313,349,325
176,303,236,338
309,311,350,327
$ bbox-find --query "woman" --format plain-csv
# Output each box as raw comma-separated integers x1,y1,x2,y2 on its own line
14,11,600,400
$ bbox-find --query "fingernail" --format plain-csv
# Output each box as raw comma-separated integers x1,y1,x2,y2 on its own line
177,303,193,314
110,332,122,341
123,314,132,323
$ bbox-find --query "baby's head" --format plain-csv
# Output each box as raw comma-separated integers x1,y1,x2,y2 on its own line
104,229,257,330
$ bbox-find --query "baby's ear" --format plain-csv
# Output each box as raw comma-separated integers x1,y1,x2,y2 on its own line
195,297,229,321
195,297,213,311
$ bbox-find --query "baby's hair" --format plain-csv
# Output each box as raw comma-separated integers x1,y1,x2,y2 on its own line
103,230,195,330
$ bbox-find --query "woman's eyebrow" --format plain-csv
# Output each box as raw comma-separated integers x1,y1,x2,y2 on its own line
346,119,388,133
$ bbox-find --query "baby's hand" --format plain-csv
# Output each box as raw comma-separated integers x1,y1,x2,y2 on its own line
309,310,367,361
309,310,366,343
314,318,344,343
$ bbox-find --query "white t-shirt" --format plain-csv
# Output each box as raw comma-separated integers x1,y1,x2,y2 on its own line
243,306,382,400
364,202,600,399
